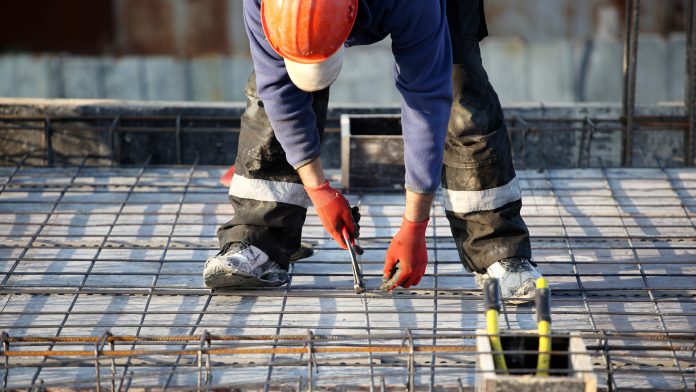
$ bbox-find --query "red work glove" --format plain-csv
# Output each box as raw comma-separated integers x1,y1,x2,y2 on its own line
383,216,429,290
305,181,358,250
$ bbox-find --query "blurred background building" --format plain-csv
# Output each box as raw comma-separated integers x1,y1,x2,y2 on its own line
0,0,689,104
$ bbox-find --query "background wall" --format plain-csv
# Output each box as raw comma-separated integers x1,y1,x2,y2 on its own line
0,0,690,104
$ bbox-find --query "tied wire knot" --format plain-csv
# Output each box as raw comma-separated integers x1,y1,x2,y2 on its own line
94,331,113,392
2,331,9,391
302,330,318,391
399,328,415,392
197,330,212,391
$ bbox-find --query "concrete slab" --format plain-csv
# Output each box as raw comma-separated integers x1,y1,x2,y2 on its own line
583,39,623,102
190,56,224,101
667,33,687,103
143,57,187,101
635,34,668,104
482,37,528,102
11,55,53,98
0,56,14,97
221,56,253,102
103,56,144,100
529,40,576,102
332,41,400,105
61,57,103,99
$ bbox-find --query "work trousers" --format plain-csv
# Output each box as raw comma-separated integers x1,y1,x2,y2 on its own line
217,43,531,272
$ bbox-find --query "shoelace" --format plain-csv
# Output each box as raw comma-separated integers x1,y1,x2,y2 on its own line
498,258,533,273
218,241,249,256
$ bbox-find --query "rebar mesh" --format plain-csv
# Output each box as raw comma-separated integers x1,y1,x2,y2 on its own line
1,163,696,390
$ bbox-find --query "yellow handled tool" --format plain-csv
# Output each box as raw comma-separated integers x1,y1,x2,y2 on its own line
483,278,507,373
536,277,552,376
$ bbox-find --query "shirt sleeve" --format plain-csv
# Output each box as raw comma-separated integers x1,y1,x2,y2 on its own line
242,0,321,169
390,0,453,193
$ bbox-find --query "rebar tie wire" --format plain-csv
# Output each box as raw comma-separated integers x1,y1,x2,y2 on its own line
2,331,8,391
197,330,211,391
94,331,113,392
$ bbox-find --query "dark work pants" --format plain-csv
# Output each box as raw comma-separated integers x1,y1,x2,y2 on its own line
442,42,531,272
216,72,330,269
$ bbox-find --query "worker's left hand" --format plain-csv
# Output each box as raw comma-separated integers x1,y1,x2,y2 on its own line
383,216,429,290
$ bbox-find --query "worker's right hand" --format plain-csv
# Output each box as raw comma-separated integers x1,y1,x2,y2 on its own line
305,181,359,250
383,216,429,290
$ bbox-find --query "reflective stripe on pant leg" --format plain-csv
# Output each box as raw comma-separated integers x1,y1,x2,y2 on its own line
442,176,521,214
229,174,310,208
443,42,531,272
217,71,329,268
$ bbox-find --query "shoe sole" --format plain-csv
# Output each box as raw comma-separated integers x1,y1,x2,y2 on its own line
203,259,287,289
205,272,286,289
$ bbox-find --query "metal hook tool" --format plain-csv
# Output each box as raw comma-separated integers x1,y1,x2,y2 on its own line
342,226,365,294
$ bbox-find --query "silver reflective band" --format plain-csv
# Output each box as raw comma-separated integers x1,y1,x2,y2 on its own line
442,177,522,214
228,174,310,208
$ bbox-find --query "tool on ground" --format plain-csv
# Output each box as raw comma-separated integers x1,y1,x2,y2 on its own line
535,277,552,376
484,278,508,373
342,226,365,294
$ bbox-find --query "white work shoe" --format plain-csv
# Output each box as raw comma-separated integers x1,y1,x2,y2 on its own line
203,242,289,288
475,258,542,304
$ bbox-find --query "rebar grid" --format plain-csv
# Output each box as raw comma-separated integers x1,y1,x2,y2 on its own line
1,164,696,390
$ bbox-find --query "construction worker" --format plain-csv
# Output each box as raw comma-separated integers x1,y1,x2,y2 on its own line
203,0,542,302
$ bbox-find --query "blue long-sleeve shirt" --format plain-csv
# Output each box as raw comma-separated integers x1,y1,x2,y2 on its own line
243,0,453,193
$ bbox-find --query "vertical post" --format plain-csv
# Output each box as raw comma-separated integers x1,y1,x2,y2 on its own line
175,115,182,165
44,117,54,166
686,0,696,166
306,330,314,392
622,0,640,167
108,116,120,166
405,329,415,392
2,332,9,390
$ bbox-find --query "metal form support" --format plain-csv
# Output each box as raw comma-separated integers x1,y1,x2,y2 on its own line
686,0,696,166
2,331,8,391
43,117,54,166
197,330,211,391
404,329,415,392
622,0,640,167
175,115,182,165
94,331,112,392
305,330,316,392
108,116,120,166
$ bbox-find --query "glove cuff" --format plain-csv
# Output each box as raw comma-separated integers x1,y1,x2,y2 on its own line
304,180,330,193
401,216,429,234
305,180,342,208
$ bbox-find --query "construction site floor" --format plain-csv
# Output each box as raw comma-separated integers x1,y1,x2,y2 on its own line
1,165,695,390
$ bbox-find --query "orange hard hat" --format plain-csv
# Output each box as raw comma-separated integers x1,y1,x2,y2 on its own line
261,0,358,64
